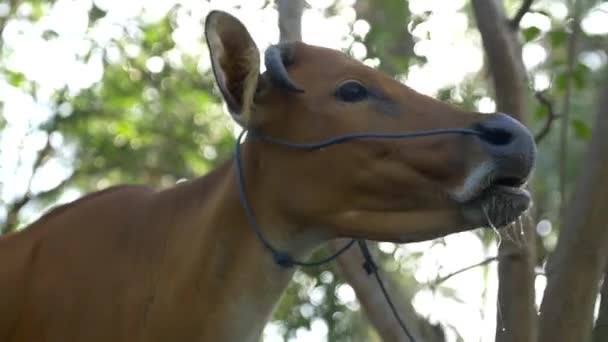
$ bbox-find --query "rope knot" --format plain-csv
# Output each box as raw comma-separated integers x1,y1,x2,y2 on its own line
273,252,295,268
362,259,377,275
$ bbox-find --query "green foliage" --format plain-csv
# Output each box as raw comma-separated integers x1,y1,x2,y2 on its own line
5,70,26,87
60,63,232,188
527,19,604,239
572,118,592,141
271,248,369,341
549,29,568,47
523,26,542,42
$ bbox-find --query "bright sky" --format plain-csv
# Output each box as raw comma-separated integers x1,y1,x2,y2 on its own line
1,0,607,341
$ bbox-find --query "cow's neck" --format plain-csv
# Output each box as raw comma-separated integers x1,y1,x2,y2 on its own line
166,144,325,340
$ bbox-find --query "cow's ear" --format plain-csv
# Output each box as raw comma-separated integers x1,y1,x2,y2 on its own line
205,11,264,126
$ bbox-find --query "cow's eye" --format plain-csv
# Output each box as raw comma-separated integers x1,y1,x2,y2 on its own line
335,80,368,102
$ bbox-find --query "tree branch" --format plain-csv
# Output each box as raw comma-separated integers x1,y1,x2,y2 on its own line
3,194,32,233
1,168,77,234
509,0,535,29
429,251,521,287
1,113,66,233
539,79,608,342
472,0,528,121
559,9,581,219
471,1,537,341
534,91,560,143
2,135,53,233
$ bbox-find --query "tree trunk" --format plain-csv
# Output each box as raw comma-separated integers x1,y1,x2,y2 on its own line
329,240,445,342
471,1,537,341
539,80,608,342
277,0,305,43
353,0,415,75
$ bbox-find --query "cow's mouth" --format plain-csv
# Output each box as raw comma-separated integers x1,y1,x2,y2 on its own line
464,177,531,228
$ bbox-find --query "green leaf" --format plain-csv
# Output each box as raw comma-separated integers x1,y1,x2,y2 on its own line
42,30,59,40
549,29,568,47
31,1,46,20
89,5,107,22
573,63,591,90
523,26,542,42
6,70,26,87
534,103,549,120
556,71,569,91
572,119,591,141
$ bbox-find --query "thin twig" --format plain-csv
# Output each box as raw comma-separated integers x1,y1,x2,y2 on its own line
428,251,521,287
534,91,560,143
28,138,53,186
3,194,32,233
1,110,64,233
1,168,77,234
510,0,535,29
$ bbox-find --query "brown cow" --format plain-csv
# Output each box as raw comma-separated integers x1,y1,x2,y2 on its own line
0,11,535,342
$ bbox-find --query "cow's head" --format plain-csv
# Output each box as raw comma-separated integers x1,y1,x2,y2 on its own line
205,11,536,242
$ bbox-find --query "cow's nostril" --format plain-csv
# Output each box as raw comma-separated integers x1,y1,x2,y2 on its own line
476,126,514,146
493,177,525,188
472,113,537,185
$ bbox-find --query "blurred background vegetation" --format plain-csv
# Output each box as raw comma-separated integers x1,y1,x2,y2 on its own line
1,0,607,341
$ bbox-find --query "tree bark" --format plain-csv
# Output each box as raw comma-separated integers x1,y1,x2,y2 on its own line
329,240,445,342
472,0,528,119
539,81,608,342
471,1,537,341
277,0,305,43
353,0,415,75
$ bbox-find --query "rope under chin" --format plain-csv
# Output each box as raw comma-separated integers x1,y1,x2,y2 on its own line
234,127,481,341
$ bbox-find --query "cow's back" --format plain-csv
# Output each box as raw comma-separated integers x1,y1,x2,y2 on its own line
0,185,164,342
